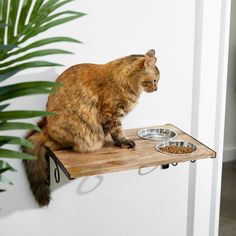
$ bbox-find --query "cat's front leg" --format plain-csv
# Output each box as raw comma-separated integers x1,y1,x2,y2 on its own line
113,136,136,149
103,120,135,149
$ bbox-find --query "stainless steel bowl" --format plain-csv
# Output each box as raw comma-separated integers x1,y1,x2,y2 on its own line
156,140,197,155
137,128,176,141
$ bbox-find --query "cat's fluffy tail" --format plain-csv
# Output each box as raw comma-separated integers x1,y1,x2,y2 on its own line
22,129,51,207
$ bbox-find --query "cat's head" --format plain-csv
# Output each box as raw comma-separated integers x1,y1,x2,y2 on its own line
140,49,160,93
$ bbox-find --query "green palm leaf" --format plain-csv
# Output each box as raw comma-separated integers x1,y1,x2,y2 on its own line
0,110,55,121
0,44,16,51
0,0,84,57
0,81,62,102
32,0,61,23
20,13,85,44
0,23,7,28
0,0,8,44
0,37,81,61
0,88,55,101
28,0,44,24
7,0,21,43
40,11,85,25
36,0,58,13
0,0,85,192
0,104,10,111
0,81,61,93
0,122,41,131
17,0,33,35
0,159,16,190
48,0,75,13
0,49,73,68
0,61,63,82
0,160,16,174
0,136,33,148
0,148,36,160
0,139,11,146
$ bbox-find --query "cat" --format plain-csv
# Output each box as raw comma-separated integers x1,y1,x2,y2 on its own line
22,49,160,206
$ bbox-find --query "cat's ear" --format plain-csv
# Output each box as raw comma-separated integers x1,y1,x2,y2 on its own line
144,49,157,67
144,56,157,67
145,49,155,57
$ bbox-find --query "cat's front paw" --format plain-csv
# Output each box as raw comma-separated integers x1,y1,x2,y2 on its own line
114,138,136,149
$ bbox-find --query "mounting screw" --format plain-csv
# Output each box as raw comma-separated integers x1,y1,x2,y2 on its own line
161,164,169,169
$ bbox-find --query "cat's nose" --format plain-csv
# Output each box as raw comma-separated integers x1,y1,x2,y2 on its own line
155,88,157,91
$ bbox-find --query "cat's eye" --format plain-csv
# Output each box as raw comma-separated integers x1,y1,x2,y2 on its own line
154,80,156,82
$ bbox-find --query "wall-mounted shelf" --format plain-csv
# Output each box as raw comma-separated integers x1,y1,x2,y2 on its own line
46,124,216,181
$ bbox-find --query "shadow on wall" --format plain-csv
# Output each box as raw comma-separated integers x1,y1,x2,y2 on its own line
1,159,160,217
50,159,159,194
50,159,104,194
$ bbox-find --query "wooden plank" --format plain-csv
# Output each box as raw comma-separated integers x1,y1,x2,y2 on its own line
48,124,216,179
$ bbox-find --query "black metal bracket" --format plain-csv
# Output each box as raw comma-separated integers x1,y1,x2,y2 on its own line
172,163,178,166
53,159,61,183
45,147,62,184
162,160,196,169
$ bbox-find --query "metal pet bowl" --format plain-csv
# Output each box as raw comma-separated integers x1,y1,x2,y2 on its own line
156,140,197,155
137,128,176,141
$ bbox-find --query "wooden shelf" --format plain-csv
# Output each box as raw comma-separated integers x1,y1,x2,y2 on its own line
47,124,216,180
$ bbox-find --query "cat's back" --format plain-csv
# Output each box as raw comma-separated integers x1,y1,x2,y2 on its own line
57,63,105,84
46,63,106,112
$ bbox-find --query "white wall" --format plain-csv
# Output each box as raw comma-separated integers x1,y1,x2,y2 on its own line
224,0,236,162
0,1,195,236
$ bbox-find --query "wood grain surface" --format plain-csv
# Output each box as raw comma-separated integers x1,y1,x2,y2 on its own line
48,124,216,179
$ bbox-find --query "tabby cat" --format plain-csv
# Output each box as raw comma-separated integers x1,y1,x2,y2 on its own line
23,49,160,206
